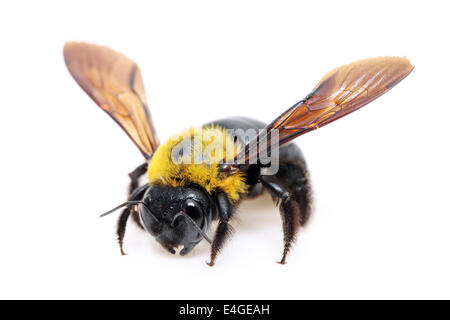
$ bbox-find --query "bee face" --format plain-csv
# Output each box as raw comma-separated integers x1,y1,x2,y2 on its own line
138,184,213,255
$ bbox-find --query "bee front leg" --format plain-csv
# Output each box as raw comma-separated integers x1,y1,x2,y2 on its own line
207,192,234,267
117,208,131,255
116,184,150,255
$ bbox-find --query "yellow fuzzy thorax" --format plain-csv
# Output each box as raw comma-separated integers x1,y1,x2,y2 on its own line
147,126,247,201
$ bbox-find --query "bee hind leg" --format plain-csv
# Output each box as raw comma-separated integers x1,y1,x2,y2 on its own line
260,160,312,264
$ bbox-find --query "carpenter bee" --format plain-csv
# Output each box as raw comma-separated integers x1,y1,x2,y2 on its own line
64,42,413,266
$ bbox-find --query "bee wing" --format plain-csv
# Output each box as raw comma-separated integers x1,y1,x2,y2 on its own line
64,42,159,159
235,56,414,165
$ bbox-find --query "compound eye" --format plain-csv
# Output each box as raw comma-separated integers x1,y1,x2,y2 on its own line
184,199,203,222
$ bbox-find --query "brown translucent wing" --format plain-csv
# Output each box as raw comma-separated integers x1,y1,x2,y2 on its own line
64,42,159,159
235,56,413,166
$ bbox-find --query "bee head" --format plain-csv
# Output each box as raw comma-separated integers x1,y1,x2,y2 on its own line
138,184,214,255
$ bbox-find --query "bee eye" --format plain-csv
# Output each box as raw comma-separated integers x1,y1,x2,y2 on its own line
184,199,203,221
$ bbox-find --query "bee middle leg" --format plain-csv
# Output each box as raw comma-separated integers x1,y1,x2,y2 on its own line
260,160,312,264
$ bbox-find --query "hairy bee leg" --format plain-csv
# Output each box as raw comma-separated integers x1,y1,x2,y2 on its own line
117,208,131,255
115,184,150,254
293,178,313,227
274,160,313,227
261,161,313,264
260,175,299,264
128,162,148,196
207,193,234,267
207,221,233,266
277,200,300,264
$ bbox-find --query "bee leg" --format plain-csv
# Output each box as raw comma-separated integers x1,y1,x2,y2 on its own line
274,160,313,227
260,175,291,202
277,199,300,265
260,175,298,264
117,208,131,255
293,179,313,227
207,192,234,267
128,164,149,230
128,162,148,196
116,184,150,254
261,161,313,264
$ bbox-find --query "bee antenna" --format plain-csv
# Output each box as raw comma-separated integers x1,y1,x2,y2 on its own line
100,200,160,223
171,212,212,244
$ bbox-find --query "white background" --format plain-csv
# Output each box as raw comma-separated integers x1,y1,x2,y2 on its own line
1,0,449,299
